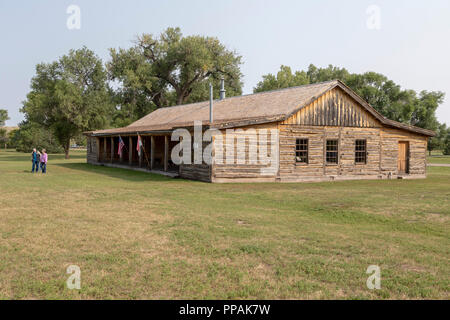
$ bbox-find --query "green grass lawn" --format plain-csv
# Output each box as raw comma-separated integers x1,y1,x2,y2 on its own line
427,150,450,164
428,155,450,164
0,149,449,299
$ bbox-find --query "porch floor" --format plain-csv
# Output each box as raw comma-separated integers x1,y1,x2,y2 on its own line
96,162,179,178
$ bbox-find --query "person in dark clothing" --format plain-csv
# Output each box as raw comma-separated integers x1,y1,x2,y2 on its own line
31,148,39,173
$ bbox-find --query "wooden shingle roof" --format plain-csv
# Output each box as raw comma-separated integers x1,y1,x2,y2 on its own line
88,80,434,136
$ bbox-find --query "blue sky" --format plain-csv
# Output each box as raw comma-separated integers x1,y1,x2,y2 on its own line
1,0,449,126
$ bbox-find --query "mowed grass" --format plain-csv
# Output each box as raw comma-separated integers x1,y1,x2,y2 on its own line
428,155,450,164
427,150,450,164
0,149,449,300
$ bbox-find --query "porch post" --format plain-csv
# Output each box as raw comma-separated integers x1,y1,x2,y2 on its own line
150,136,155,170
110,137,114,163
103,137,107,162
164,135,169,172
129,136,133,165
96,137,100,162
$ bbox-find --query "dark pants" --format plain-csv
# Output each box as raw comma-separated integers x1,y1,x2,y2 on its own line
32,161,39,173
41,162,46,173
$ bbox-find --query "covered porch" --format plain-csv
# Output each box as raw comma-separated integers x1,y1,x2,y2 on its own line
93,134,180,176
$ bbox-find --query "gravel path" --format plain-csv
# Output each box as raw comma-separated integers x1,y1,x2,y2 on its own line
427,163,450,167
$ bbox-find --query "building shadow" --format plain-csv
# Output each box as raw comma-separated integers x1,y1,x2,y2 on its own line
54,162,176,182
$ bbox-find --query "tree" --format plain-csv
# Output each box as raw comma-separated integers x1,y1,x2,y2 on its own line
10,121,64,153
443,129,450,155
0,109,9,126
427,123,447,155
21,47,113,158
254,64,444,132
0,128,6,148
108,27,243,126
254,65,309,93
0,109,9,148
5,128,19,149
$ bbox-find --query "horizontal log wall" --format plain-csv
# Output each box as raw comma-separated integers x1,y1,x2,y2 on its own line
212,123,278,182
279,126,323,178
87,137,99,164
179,164,211,182
381,128,427,175
279,124,427,182
179,139,212,182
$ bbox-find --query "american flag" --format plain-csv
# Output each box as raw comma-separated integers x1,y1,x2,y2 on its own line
117,136,125,156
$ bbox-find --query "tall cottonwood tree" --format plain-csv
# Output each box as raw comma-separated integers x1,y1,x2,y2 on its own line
108,27,243,126
22,47,113,158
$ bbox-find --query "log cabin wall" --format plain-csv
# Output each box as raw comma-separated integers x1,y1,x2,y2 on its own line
87,136,99,164
179,139,212,182
279,125,382,181
278,87,428,182
279,125,427,182
211,123,279,183
380,128,427,176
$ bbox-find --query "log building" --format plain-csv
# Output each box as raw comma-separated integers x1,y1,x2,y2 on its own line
85,80,434,183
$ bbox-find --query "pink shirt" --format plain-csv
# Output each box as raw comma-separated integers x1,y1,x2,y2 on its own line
41,153,48,163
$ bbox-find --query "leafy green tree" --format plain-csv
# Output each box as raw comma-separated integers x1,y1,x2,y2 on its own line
254,65,309,93
0,109,9,148
430,123,449,155
21,47,113,158
5,128,19,149
443,129,450,155
0,109,9,126
410,91,443,130
306,64,350,84
108,27,243,126
11,121,64,153
0,128,6,148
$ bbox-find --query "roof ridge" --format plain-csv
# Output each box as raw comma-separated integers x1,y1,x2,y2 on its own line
154,79,339,111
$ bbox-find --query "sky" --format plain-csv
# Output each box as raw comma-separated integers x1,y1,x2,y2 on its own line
1,0,449,126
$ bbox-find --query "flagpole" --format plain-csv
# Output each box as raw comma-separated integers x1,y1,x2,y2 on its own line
137,132,151,169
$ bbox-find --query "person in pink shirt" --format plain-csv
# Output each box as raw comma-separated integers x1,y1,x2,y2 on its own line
40,149,48,173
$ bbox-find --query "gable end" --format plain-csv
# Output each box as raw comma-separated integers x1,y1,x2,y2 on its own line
282,87,381,128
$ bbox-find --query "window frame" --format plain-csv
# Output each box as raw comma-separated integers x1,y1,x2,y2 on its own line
355,139,367,164
295,138,309,164
326,139,339,165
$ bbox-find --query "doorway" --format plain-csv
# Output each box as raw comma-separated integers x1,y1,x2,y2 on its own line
398,141,409,174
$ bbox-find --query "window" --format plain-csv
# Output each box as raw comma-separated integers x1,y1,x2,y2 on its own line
355,140,367,164
326,140,338,164
295,139,308,163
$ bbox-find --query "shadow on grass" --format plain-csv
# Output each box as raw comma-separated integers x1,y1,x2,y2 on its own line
55,162,175,182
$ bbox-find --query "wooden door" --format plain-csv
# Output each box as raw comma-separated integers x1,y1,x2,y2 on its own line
398,141,409,174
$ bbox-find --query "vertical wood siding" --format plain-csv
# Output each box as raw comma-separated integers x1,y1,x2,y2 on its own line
282,87,381,128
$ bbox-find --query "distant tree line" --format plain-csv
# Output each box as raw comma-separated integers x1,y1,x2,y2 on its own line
8,28,449,157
